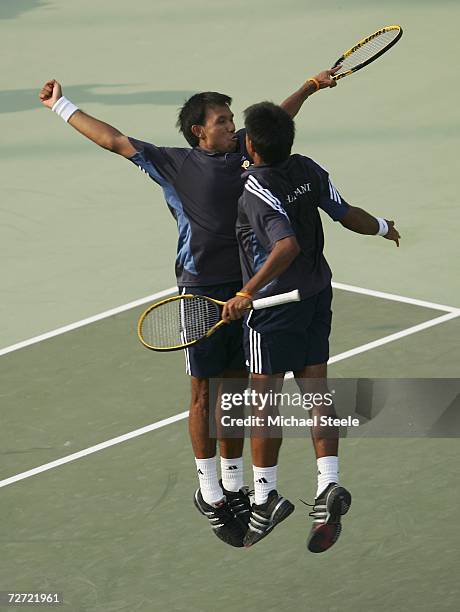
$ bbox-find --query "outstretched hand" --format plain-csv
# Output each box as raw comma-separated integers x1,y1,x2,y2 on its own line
384,220,401,247
39,79,62,109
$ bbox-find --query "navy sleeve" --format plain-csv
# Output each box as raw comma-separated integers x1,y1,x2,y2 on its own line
309,159,350,221
243,175,295,250
127,137,189,187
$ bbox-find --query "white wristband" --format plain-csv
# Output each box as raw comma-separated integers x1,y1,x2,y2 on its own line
376,217,389,236
51,96,79,122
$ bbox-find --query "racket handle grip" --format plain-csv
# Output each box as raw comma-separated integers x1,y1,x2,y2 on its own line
252,289,300,310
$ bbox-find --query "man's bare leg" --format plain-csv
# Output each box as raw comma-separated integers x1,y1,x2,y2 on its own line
249,373,284,469
189,370,246,503
294,363,351,553
189,376,215,459
216,369,247,493
294,363,339,461
190,370,250,548
243,372,295,547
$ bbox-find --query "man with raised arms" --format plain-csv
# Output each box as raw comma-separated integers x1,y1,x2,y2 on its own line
39,69,339,548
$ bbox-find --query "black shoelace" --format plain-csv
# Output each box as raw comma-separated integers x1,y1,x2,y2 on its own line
299,498,327,522
227,488,252,515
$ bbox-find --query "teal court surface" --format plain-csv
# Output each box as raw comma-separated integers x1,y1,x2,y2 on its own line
1,284,459,611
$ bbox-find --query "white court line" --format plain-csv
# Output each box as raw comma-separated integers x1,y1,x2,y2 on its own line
0,412,189,489
328,312,459,364
284,311,459,377
1,309,458,490
1,282,458,358
0,286,177,358
332,282,459,314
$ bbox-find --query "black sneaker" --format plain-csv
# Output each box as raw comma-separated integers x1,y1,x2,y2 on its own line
305,483,352,553
243,490,295,547
220,481,252,529
193,489,245,547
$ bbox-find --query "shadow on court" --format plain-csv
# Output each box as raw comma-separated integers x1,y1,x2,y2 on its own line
0,0,50,20
0,85,196,114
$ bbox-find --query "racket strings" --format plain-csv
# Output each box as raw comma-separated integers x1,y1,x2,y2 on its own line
140,296,221,349
339,30,400,72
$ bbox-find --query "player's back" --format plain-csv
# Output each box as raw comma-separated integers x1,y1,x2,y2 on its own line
238,154,349,298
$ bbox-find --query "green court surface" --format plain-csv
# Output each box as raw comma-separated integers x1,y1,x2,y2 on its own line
1,1,459,611
1,288,459,611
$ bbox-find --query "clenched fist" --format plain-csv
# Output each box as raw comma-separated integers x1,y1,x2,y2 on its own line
39,79,62,109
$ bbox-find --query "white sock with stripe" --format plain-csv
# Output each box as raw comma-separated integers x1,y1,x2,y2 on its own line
253,465,277,505
195,457,224,506
316,456,339,498
220,456,244,492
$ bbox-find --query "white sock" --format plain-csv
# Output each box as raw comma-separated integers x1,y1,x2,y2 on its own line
220,456,244,492
195,457,224,505
253,465,277,505
316,456,339,498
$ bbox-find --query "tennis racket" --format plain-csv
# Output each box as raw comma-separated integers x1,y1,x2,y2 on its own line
138,289,300,351
332,25,403,81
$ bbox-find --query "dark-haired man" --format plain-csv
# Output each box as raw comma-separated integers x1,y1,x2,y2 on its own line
223,102,400,551
39,70,338,548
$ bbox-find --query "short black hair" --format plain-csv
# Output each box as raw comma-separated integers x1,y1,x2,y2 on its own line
177,92,232,147
244,102,295,164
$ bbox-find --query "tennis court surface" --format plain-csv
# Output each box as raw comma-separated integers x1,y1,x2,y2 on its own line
1,284,459,611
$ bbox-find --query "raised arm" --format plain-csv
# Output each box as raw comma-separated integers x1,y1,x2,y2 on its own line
341,206,401,246
39,79,136,158
280,67,340,118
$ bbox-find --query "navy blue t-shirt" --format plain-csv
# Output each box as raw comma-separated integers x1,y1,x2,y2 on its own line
127,130,251,286
236,154,350,299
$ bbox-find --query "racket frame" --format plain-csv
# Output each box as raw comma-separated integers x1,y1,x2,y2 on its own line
137,294,226,352
332,25,403,81
137,289,301,352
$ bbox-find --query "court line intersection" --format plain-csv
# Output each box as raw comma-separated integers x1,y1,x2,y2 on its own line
1,282,458,359
1,282,458,490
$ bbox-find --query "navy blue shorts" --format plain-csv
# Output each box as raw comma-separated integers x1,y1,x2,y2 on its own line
178,283,245,378
243,284,332,374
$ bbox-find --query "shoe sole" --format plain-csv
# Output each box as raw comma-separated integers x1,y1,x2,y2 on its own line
244,500,295,548
307,488,352,554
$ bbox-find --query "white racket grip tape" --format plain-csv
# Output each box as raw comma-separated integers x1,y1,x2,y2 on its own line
252,289,300,310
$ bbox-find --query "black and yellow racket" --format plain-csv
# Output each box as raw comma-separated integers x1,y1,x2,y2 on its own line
138,289,300,351
332,25,403,81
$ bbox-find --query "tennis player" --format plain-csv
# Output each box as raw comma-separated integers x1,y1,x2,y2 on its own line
39,70,338,548
222,102,400,551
